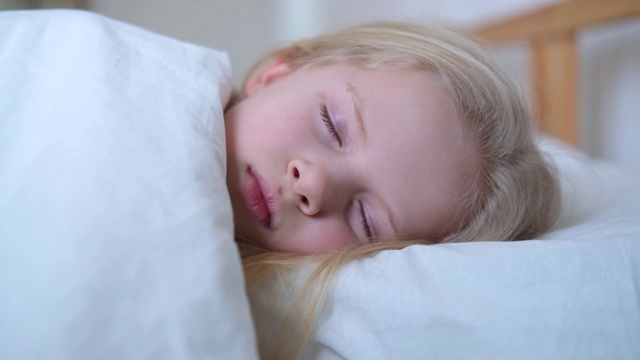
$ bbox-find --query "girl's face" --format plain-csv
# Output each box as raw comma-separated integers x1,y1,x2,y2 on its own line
224,63,479,253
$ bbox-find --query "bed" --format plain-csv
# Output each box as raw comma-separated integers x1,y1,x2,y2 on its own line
0,2,639,360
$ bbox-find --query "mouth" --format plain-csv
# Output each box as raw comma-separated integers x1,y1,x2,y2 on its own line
241,167,279,229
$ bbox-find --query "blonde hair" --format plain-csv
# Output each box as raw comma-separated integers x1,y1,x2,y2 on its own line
239,21,561,359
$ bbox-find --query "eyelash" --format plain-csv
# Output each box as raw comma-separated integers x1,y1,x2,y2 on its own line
320,104,343,147
358,200,373,241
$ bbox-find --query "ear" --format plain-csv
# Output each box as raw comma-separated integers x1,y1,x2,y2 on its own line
243,59,292,97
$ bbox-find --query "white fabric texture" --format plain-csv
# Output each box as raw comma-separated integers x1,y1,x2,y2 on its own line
0,10,258,360
306,138,640,359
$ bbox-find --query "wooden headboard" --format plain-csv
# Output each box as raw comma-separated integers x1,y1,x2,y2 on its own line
474,0,640,147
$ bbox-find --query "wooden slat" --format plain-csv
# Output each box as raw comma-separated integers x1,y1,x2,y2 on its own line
476,0,640,42
474,0,640,147
530,33,579,145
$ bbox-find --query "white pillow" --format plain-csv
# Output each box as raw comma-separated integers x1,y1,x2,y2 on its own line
0,10,258,360
278,138,640,359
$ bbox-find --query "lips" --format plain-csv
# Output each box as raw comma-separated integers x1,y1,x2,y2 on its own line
241,168,278,229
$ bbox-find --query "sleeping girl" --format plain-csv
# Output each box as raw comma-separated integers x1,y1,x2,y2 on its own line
226,22,561,253
227,22,562,359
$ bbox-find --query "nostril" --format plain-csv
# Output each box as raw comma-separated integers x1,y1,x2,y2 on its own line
293,167,300,179
301,196,309,206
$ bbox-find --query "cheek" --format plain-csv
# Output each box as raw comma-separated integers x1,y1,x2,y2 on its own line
228,94,315,149
241,110,303,145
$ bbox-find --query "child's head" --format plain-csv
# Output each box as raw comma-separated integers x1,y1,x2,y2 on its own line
225,22,560,253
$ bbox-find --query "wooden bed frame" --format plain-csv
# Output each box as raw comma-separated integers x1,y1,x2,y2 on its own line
475,0,640,147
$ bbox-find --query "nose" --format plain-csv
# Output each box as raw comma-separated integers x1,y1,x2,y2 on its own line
287,159,331,216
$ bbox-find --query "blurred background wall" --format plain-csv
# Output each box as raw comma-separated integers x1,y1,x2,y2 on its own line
2,0,639,168
86,0,558,85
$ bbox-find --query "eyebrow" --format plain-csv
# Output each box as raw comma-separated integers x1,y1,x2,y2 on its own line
345,82,366,141
345,82,399,239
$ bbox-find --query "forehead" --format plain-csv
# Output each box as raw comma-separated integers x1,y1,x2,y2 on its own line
347,67,479,239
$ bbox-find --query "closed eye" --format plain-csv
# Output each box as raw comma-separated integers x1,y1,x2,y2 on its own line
320,104,342,147
358,200,373,241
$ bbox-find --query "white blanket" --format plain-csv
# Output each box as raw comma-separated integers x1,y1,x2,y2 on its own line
0,10,258,360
